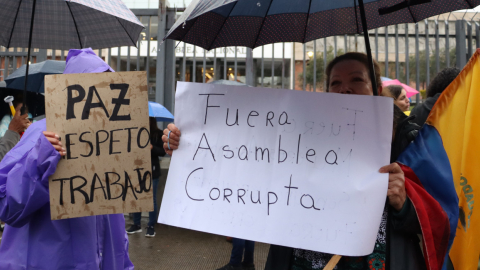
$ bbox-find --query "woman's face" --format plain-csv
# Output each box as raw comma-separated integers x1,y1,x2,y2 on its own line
329,60,379,96
394,89,410,112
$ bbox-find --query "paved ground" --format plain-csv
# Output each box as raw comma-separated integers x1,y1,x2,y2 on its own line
126,218,269,270
0,169,269,270
126,169,269,269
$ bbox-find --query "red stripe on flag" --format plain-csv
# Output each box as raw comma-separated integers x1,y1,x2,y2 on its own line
399,163,450,270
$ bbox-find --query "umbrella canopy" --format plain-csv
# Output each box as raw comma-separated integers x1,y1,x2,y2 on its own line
382,79,420,98
165,0,479,50
0,0,144,50
5,60,65,93
0,0,145,114
381,77,392,82
148,101,174,122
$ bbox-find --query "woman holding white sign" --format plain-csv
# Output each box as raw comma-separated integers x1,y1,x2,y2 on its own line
162,53,452,270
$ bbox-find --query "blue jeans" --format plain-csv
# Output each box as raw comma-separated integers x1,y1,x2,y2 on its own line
133,178,159,227
230,238,255,266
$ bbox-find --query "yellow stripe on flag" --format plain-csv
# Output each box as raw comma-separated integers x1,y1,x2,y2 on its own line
428,49,480,270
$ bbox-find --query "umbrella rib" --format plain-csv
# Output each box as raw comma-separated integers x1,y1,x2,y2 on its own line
7,0,23,48
354,0,360,34
302,0,314,43
207,1,239,51
115,17,139,48
406,4,417,23
66,2,83,48
252,0,275,48
465,0,474,8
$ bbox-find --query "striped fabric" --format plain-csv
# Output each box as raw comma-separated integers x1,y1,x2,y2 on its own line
0,0,144,50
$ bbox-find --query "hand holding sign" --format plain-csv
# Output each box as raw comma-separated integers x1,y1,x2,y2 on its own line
159,82,394,256
380,163,407,211
45,71,153,220
8,103,30,134
43,131,66,156
162,123,181,155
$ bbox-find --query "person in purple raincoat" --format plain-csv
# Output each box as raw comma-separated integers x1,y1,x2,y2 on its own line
0,48,134,270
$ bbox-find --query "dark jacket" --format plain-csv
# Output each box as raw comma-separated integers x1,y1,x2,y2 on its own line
265,201,425,270
151,131,166,179
410,93,441,127
265,117,426,270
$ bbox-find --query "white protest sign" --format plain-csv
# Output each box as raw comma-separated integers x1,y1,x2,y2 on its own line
159,82,393,256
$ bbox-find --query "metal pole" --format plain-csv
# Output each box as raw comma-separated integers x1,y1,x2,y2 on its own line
456,21,467,69
261,46,264,87
193,46,196,82
246,48,254,86
292,43,295,90
385,26,388,77
467,21,473,59
313,39,317,92
405,24,409,86
425,20,430,89
446,20,450,67
271,43,274,88
224,47,227,80
476,22,480,49
415,23,420,104
282,42,285,89
127,46,131,71
182,42,186,81
395,25,399,78
235,46,238,81
323,38,327,90
203,48,206,83
303,43,306,91
435,20,440,73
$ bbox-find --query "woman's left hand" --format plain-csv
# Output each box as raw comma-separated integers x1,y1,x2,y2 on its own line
379,163,406,212
43,131,66,156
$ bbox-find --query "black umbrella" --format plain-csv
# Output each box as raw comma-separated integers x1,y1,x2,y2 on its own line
164,0,480,95
0,0,144,113
5,60,65,93
0,87,45,118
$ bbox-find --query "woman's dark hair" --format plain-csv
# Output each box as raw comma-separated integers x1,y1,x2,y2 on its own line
426,67,461,98
149,117,161,138
393,105,407,132
384,85,404,100
325,52,382,92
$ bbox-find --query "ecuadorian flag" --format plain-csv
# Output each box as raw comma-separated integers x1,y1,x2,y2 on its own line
427,49,480,270
398,49,480,270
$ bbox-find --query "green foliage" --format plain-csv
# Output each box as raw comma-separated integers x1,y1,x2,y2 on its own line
298,46,344,90
299,46,456,91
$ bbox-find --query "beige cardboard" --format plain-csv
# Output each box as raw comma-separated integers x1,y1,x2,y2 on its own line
45,71,153,220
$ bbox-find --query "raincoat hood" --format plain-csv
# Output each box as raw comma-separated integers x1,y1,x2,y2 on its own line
64,48,114,74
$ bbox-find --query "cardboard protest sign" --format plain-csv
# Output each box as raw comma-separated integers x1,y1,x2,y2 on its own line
159,82,393,256
45,71,153,220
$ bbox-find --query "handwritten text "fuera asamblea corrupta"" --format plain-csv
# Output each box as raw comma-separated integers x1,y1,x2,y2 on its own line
183,93,362,216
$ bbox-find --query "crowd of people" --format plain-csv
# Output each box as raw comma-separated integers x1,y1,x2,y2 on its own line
0,47,462,270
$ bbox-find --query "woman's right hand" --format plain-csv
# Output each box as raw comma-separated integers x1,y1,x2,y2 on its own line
162,123,181,156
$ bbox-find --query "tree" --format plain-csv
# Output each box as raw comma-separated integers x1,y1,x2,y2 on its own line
298,46,344,91
299,46,456,91
401,47,456,89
